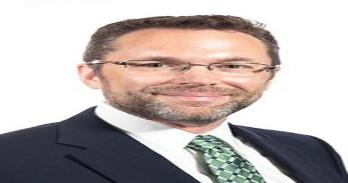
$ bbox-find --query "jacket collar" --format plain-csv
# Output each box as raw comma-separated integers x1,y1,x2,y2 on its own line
231,124,331,183
57,107,200,183
57,107,329,183
57,107,118,148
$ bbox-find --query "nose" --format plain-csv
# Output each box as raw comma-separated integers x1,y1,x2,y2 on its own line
170,64,219,85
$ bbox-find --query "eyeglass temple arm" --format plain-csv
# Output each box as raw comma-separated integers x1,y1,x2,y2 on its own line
86,60,127,65
253,65,280,73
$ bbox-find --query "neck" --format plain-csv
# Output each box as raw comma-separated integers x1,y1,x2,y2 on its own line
160,118,226,134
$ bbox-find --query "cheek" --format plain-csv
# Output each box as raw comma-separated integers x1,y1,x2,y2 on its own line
222,76,270,91
104,74,164,94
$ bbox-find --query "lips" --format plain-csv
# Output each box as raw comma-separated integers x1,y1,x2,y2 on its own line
153,92,226,97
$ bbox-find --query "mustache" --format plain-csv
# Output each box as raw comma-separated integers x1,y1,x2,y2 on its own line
143,84,246,96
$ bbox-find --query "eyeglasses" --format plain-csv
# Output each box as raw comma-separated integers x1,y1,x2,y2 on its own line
88,59,279,77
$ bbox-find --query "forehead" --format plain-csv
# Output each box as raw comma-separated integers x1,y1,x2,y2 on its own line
108,28,270,64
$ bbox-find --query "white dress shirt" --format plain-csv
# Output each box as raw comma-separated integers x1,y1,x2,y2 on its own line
95,102,295,183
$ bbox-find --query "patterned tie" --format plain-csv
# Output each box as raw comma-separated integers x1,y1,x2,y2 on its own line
186,135,266,183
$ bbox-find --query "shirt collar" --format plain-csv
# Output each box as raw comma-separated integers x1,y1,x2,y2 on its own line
94,102,237,151
95,102,170,133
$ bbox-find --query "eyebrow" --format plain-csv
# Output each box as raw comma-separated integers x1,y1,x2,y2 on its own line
130,56,256,63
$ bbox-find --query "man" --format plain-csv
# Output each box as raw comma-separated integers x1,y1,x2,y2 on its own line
0,15,347,183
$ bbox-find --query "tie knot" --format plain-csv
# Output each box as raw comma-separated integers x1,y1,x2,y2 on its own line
186,135,231,152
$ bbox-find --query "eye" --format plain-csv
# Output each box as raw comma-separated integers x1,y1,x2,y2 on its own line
216,63,253,69
140,62,166,68
224,64,242,69
128,61,169,68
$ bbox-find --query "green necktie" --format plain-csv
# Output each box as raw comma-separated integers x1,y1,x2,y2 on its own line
186,135,266,183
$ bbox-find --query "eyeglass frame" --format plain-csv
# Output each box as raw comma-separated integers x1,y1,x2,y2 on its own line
87,59,280,75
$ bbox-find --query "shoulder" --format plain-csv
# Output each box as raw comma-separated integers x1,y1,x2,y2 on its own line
238,125,343,155
236,124,324,145
234,125,348,177
0,123,61,159
0,123,58,144
231,124,336,158
232,124,340,158
0,123,65,160
0,122,88,182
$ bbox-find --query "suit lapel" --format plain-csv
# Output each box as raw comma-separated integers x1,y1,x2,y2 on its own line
56,107,333,183
66,133,200,183
57,107,200,183
229,124,331,183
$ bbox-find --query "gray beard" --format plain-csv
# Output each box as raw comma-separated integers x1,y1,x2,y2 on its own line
101,83,262,126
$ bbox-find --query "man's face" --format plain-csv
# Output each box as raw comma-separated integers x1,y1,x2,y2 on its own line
84,29,274,127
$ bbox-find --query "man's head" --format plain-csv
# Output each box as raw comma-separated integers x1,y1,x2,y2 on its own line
78,15,280,129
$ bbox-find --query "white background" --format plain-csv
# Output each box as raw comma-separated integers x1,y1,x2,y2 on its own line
1,0,347,168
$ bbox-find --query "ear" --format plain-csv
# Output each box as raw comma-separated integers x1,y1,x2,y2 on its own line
77,63,102,89
264,68,280,90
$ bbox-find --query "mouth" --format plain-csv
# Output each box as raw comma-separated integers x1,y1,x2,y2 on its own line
153,92,228,102
159,92,224,97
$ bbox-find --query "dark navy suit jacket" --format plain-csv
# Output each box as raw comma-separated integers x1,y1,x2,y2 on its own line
0,107,347,183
